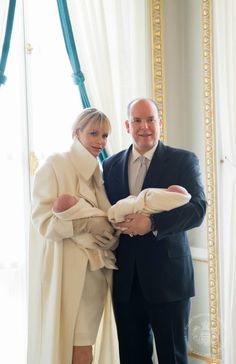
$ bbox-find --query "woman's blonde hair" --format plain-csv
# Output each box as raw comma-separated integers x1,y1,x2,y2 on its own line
72,108,111,138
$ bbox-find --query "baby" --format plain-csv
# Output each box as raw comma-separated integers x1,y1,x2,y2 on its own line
52,194,118,270
107,184,191,224
53,194,80,213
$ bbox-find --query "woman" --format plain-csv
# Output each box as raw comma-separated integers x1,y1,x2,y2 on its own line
28,108,118,364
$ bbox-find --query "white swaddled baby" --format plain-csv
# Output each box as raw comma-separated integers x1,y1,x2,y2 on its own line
52,194,118,271
107,185,191,223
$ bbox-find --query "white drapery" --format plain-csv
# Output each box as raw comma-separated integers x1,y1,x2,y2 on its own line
0,1,28,363
0,2,8,45
214,1,236,363
1,1,83,363
67,0,152,154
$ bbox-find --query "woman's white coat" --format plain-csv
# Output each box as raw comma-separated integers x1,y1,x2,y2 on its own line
28,140,118,364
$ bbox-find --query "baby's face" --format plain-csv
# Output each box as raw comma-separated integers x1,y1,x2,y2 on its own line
53,194,79,212
167,185,188,195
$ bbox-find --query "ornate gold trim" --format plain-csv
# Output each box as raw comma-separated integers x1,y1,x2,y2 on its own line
150,0,166,143
30,151,39,176
189,351,221,364
26,43,33,55
193,258,208,263
202,0,221,360
150,0,221,360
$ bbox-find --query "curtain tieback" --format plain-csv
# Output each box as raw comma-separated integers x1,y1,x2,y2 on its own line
72,71,85,85
0,72,7,85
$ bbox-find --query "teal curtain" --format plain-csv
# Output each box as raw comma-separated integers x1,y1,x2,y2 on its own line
0,0,16,86
99,149,108,160
56,0,108,161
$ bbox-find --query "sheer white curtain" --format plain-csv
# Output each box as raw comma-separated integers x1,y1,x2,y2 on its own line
0,1,8,45
0,1,29,363
214,1,236,363
67,0,152,154
1,1,84,363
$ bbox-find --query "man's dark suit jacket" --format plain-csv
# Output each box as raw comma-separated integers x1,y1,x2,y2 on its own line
103,141,207,304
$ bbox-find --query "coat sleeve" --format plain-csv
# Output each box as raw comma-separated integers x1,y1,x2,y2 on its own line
153,153,207,239
31,162,74,241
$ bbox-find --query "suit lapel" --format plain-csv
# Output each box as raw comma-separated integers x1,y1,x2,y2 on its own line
143,141,169,189
121,147,131,196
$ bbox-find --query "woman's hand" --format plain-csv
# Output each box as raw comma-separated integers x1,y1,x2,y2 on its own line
73,216,114,236
94,230,119,250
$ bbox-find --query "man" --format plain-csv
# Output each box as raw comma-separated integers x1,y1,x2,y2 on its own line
103,98,207,364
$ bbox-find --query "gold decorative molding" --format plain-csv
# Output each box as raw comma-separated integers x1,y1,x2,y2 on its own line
26,43,33,55
202,0,221,360
193,258,208,263
189,351,221,364
150,0,221,361
30,151,39,176
150,0,166,143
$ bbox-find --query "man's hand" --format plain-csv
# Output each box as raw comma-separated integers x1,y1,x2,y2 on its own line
73,216,114,236
114,213,152,236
